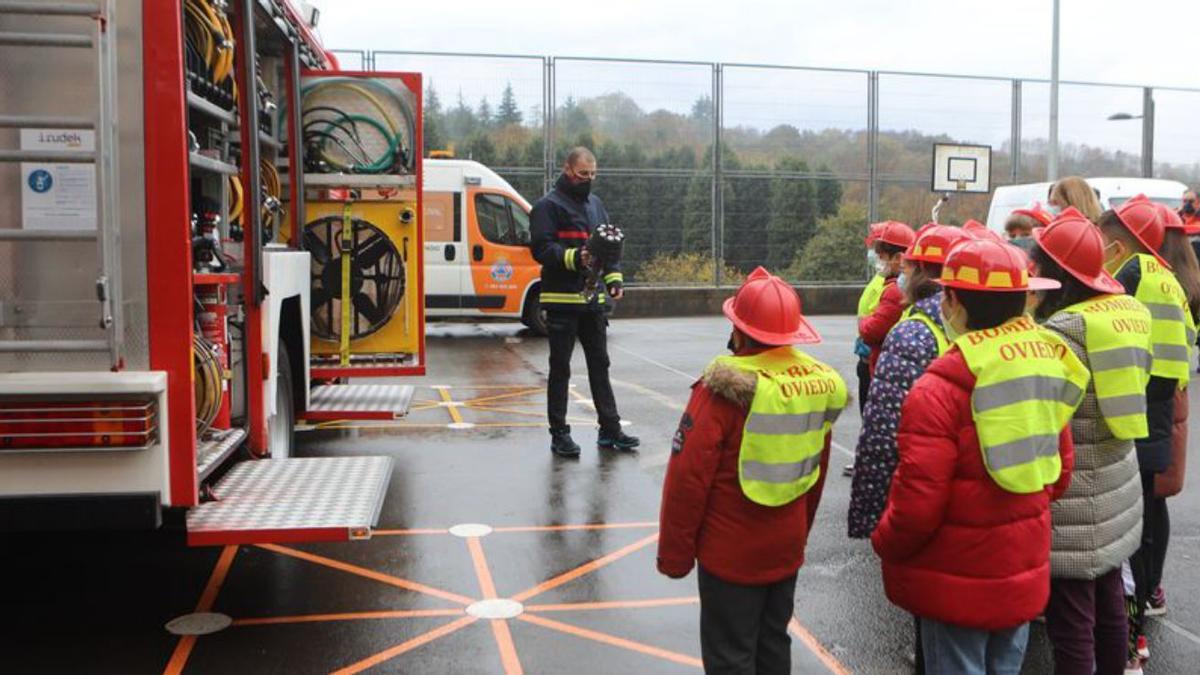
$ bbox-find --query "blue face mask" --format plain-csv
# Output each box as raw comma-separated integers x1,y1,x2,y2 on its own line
897,272,908,292
1045,203,1063,217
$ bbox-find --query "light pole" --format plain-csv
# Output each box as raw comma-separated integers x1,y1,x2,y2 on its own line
1048,0,1061,181
1106,86,1155,178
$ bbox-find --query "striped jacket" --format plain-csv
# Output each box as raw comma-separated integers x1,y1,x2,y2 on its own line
530,177,622,311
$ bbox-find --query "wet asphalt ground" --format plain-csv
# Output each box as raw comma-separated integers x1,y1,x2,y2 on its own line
1,315,1198,674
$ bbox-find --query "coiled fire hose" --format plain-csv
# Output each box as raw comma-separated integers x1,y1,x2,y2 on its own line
193,334,223,436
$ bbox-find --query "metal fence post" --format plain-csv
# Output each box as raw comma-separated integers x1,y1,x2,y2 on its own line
543,57,555,194
1011,80,1022,184
867,71,879,223
1142,87,1155,178
712,63,723,288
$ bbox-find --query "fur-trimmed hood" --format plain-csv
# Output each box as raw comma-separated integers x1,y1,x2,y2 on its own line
701,361,757,409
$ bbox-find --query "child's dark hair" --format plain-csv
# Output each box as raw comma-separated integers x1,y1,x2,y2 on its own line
874,241,907,257
905,262,943,303
1029,245,1102,320
948,288,1028,330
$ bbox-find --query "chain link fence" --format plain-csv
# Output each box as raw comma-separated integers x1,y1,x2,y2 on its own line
332,49,1200,286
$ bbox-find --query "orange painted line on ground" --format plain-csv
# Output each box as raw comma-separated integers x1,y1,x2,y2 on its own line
435,387,465,424
232,608,463,626
511,532,660,603
466,537,525,674
524,596,699,613
257,543,475,606
492,521,658,534
331,615,478,675
789,617,853,675
162,545,238,675
458,388,543,407
490,619,525,675
519,613,702,669
372,527,450,536
465,404,546,418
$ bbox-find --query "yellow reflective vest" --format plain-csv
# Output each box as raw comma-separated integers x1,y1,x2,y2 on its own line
1128,253,1194,382
1060,295,1153,439
710,347,848,506
857,275,886,318
956,316,1090,494
892,304,950,356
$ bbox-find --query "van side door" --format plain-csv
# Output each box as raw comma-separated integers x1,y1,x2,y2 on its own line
422,191,463,313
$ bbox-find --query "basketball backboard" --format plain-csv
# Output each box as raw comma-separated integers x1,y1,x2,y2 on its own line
931,143,992,194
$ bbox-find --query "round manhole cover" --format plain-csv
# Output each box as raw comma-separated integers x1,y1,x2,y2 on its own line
165,612,232,636
449,523,493,538
466,599,523,620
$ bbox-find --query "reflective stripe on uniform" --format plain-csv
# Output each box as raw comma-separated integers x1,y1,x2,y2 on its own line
1144,302,1185,322
1096,393,1147,418
745,409,841,436
564,248,578,271
1089,346,1152,372
604,272,623,284
984,434,1060,471
742,455,824,484
972,375,1084,413
1153,343,1189,362
540,291,605,305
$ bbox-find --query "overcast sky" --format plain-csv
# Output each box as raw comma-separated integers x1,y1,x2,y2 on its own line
309,0,1200,162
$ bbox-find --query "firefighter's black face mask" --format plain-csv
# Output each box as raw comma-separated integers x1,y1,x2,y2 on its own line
561,173,592,200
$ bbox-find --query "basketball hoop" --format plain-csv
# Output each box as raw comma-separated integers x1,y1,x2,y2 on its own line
929,143,992,223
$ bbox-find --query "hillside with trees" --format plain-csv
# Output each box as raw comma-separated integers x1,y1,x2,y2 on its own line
421,82,1200,284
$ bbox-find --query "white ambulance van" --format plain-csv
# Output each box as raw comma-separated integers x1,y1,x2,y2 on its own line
986,177,1189,231
423,159,547,334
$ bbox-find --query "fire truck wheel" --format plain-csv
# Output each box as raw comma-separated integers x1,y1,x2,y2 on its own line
270,339,296,459
521,288,548,337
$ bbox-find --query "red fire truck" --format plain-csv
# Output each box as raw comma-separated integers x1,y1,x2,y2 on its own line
0,0,424,545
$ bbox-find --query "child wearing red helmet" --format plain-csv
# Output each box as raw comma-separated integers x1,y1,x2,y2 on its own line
873,238,1085,675
1029,208,1151,675
658,267,846,674
1096,196,1195,669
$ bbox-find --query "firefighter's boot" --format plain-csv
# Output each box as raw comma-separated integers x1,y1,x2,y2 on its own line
550,428,582,458
598,429,640,451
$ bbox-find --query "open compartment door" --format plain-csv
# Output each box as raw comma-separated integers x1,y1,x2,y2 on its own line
186,456,392,546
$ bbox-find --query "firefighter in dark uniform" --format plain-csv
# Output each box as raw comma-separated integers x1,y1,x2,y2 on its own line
530,147,640,457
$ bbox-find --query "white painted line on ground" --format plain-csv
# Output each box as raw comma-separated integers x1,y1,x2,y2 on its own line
831,440,854,459
1158,617,1200,646
610,343,696,381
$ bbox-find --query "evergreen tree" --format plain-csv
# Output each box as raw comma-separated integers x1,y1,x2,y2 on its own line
681,174,714,255
558,96,592,143
476,97,494,130
726,167,771,271
423,84,446,155
496,83,522,127
445,90,478,145
766,156,818,270
815,164,843,218
463,132,496,165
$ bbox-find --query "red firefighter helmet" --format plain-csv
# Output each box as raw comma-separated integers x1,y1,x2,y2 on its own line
1032,207,1124,294
906,225,971,264
1114,194,1170,267
939,238,1060,292
1158,202,1185,232
962,219,1006,245
1010,202,1055,227
868,221,916,249
723,267,820,345
864,222,884,246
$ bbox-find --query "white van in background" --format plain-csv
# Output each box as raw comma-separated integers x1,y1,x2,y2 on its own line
422,159,547,334
986,178,1189,231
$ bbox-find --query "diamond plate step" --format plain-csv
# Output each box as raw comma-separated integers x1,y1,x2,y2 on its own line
305,383,415,421
186,456,393,546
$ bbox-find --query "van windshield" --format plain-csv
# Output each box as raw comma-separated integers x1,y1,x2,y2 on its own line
1108,196,1182,210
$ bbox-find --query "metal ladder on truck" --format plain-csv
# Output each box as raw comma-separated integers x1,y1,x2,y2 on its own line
0,0,123,369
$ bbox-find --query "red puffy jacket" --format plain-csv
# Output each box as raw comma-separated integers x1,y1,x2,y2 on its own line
858,279,905,374
657,352,830,585
871,348,1074,630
